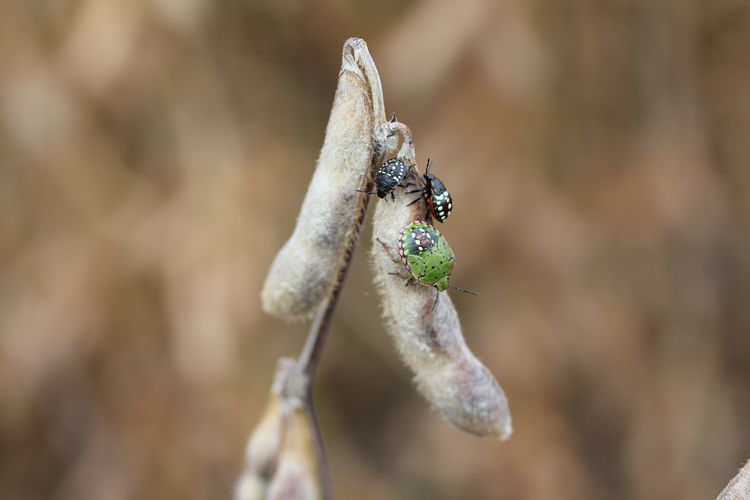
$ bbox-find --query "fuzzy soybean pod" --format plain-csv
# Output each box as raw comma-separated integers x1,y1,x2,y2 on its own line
370,165,512,440
262,38,386,321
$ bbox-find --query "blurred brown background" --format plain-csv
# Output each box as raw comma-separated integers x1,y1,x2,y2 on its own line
1,0,749,499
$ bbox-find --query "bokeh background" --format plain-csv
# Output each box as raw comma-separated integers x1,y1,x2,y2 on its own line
2,0,749,499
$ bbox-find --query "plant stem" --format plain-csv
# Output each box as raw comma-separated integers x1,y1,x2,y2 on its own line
297,186,374,378
294,148,384,500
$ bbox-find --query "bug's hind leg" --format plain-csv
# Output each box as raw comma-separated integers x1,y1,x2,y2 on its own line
388,272,413,286
431,290,439,311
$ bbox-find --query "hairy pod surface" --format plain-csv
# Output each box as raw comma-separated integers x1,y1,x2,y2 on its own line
370,167,512,439
718,460,750,500
262,39,383,321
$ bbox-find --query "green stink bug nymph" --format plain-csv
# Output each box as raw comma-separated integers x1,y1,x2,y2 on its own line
378,220,478,310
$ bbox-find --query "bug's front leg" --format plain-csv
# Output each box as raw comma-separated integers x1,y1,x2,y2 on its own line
406,195,424,207
378,239,414,286
376,238,400,264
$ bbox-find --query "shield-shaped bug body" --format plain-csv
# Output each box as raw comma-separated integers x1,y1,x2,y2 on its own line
423,171,453,223
397,220,456,291
378,220,479,310
406,159,453,223
374,158,409,200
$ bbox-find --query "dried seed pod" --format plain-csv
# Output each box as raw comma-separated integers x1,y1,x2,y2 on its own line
370,136,512,439
236,360,293,500
244,394,283,481
236,358,320,500
262,39,385,321
235,473,266,500
266,408,322,500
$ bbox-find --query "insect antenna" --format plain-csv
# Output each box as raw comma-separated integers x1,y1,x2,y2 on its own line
356,189,377,196
449,284,480,296
431,289,440,311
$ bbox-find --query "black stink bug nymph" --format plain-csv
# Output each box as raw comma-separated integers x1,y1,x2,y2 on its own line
359,158,411,201
407,159,453,223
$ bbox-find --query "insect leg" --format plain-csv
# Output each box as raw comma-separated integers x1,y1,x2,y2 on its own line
376,238,400,263
388,271,412,281
406,196,423,207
